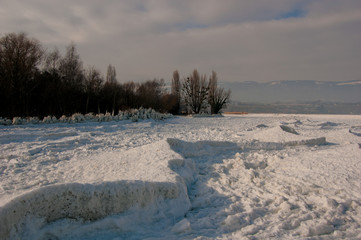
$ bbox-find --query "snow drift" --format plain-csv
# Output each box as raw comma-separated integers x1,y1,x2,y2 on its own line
0,135,327,239
1,114,361,239
0,108,172,126
0,139,194,239
0,180,190,238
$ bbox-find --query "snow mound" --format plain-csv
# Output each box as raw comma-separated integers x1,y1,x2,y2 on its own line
171,218,191,233
239,137,326,151
168,159,197,188
318,121,342,129
244,123,307,143
349,126,361,137
167,137,327,157
0,140,193,239
168,138,360,239
0,181,187,238
0,108,172,126
167,138,239,158
0,117,12,125
1,114,360,239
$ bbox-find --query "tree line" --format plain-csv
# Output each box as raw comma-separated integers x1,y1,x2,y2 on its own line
0,32,230,118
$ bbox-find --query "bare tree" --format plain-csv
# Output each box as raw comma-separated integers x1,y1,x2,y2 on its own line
85,66,103,113
44,48,61,73
172,70,180,97
104,64,118,115
59,43,84,87
106,64,117,84
121,81,136,109
208,71,231,114
58,43,85,114
0,32,43,117
171,70,181,114
136,78,165,110
182,69,209,114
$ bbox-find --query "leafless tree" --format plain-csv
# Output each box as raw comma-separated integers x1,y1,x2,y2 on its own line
171,70,181,114
172,70,180,98
136,79,165,110
182,69,209,114
0,32,43,117
44,48,61,73
208,71,231,114
106,64,117,84
57,43,85,114
121,81,136,109
59,43,84,87
1,32,224,118
104,64,119,115
85,66,103,113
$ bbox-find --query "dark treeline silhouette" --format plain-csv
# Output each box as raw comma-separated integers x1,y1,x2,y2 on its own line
0,33,230,118
0,33,176,118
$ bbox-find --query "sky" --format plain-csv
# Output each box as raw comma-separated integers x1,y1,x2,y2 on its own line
1,0,361,83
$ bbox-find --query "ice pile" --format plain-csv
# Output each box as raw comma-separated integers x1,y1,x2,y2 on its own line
0,136,328,239
0,140,192,239
166,137,361,239
0,181,189,239
0,114,360,239
0,108,172,126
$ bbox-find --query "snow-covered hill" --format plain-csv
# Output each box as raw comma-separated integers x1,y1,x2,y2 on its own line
1,114,361,239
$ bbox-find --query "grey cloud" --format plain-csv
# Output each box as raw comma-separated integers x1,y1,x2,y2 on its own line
1,0,360,82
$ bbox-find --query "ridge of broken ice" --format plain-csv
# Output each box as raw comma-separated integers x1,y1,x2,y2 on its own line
0,139,193,239
0,136,327,239
1,114,361,239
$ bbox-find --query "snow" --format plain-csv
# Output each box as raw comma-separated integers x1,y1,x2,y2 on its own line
1,114,361,239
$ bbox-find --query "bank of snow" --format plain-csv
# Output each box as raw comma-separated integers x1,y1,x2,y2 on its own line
0,114,361,239
0,140,194,239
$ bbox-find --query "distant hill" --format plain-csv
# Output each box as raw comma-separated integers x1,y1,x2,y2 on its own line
221,80,361,103
226,101,361,115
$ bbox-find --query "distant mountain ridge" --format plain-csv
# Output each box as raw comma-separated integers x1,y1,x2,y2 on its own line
222,80,361,103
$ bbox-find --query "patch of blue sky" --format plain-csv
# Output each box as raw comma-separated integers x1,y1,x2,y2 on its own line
276,8,306,20
134,2,147,12
174,22,209,31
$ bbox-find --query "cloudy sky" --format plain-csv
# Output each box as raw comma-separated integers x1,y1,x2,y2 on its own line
1,0,360,83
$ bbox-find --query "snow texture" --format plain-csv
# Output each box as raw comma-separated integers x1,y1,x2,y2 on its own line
0,114,361,239
0,108,173,126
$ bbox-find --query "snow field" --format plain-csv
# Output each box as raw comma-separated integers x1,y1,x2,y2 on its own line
0,114,361,239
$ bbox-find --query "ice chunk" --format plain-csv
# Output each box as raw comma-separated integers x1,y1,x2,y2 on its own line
280,125,299,135
171,219,191,233
349,126,361,137
0,180,190,239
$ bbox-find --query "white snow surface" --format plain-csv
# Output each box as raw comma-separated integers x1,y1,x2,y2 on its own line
0,114,361,239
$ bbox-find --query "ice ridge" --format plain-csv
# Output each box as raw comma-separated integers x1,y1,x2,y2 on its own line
0,175,191,239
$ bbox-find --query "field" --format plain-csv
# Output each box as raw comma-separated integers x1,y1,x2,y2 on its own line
1,114,361,239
